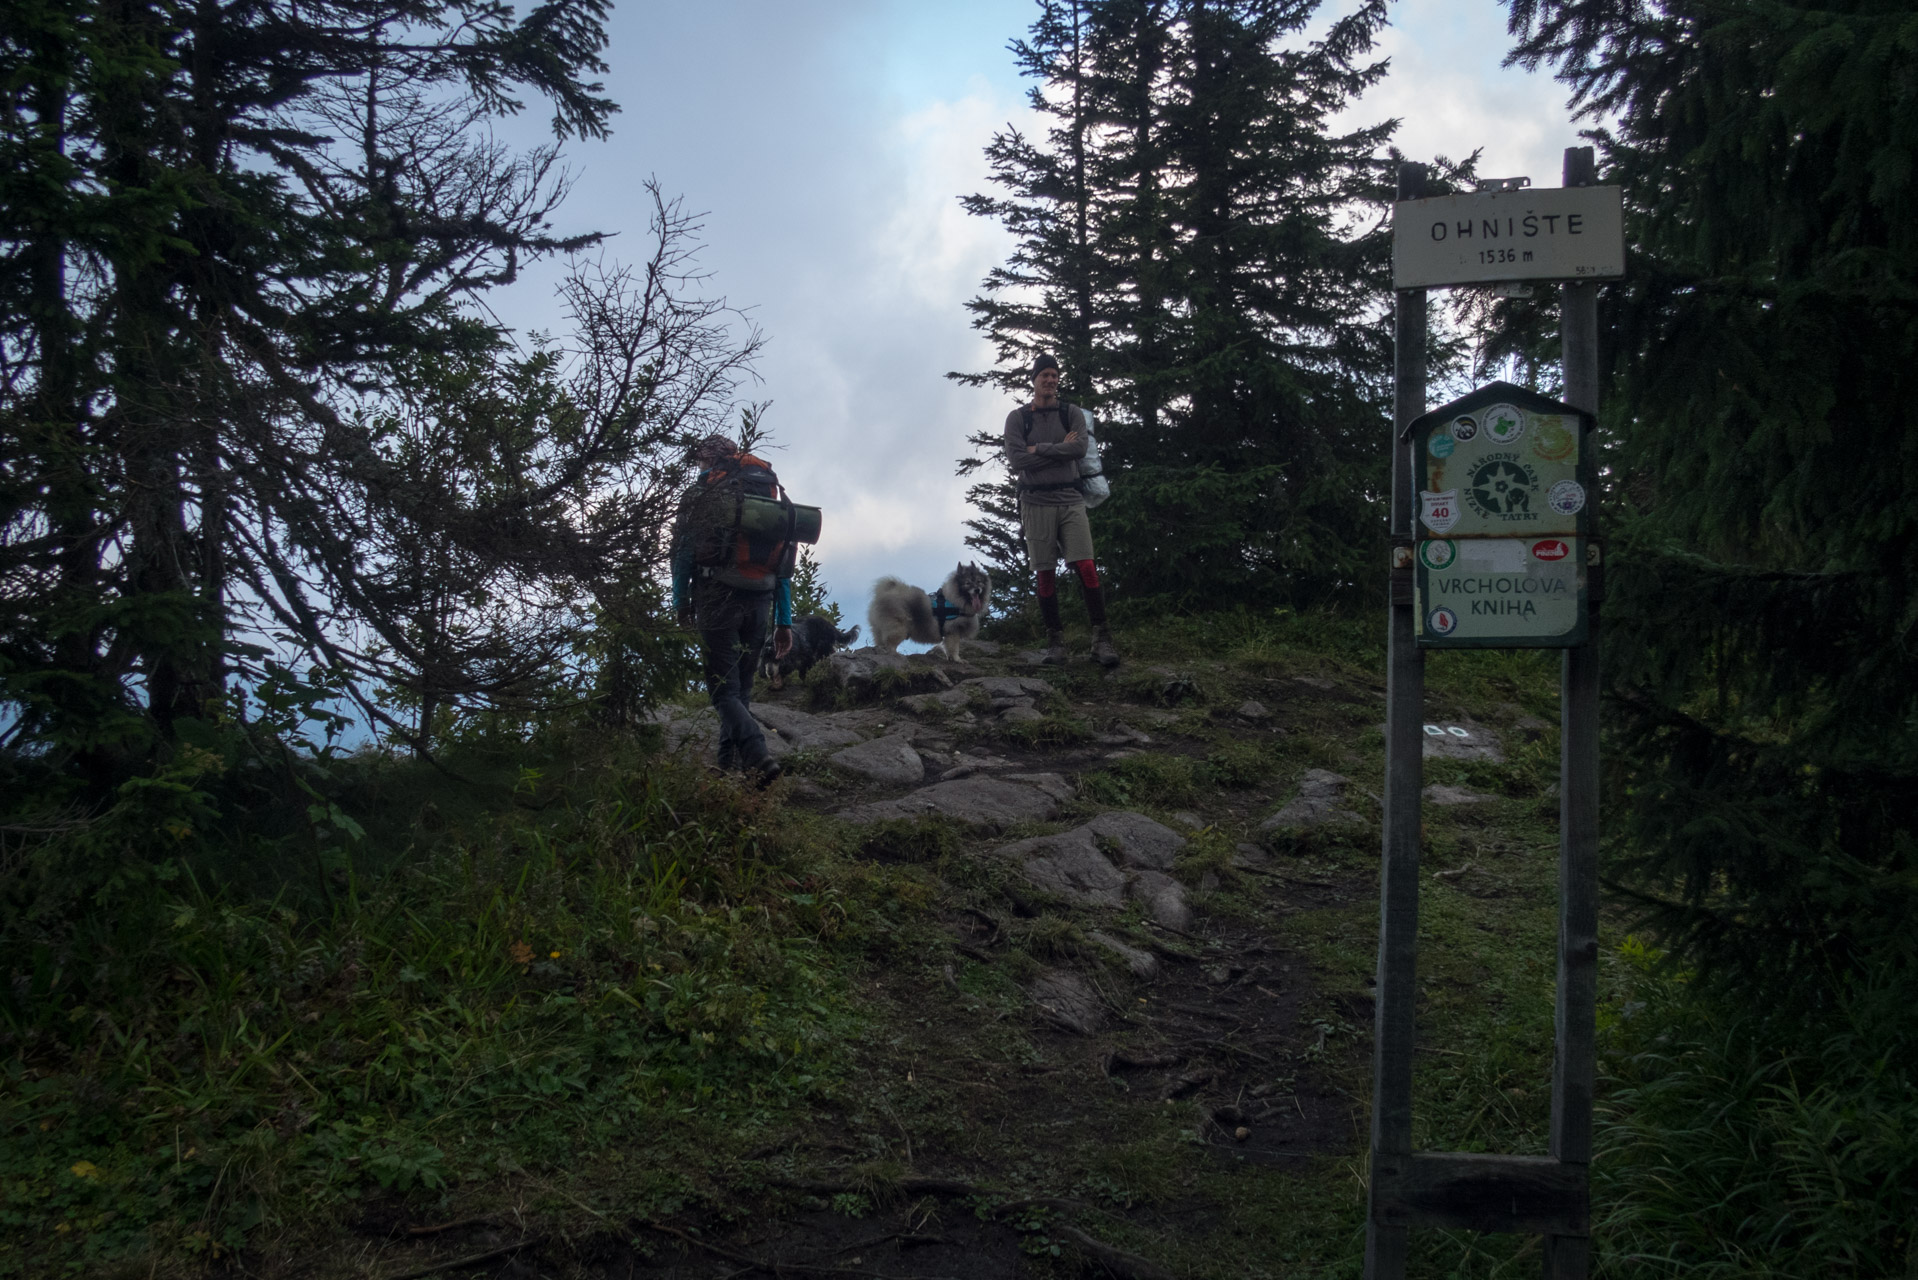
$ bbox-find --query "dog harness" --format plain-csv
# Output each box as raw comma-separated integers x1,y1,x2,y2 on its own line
928,590,968,634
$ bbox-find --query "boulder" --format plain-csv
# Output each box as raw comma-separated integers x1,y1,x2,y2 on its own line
995,829,1126,907
1083,810,1186,870
836,775,1067,827
828,734,925,785
1088,931,1159,980
750,703,865,751
999,705,1045,723
1259,769,1368,833
1028,969,1104,1035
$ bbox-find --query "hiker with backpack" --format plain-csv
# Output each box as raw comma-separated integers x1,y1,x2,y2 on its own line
671,433,808,786
1004,354,1119,668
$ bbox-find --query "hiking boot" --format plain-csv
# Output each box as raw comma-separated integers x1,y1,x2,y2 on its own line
1041,630,1068,665
751,757,783,790
1091,627,1121,669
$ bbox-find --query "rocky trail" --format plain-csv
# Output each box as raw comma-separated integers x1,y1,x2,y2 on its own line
367,632,1559,1279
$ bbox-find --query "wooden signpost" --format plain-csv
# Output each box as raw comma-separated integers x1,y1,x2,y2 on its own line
1366,148,1613,1280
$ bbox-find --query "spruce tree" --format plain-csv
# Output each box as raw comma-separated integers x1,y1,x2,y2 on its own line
1505,0,1918,994
0,3,762,773
955,0,1395,608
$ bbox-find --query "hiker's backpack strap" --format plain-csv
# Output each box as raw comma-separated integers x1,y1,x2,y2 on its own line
1019,401,1075,443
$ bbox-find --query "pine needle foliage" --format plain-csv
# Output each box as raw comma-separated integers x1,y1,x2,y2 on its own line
1504,0,1918,1003
952,0,1397,609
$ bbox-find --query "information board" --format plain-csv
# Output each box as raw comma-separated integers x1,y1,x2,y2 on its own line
1414,399,1593,540
1393,185,1625,289
1414,536,1590,648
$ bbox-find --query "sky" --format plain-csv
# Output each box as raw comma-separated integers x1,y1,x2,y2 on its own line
488,0,1587,625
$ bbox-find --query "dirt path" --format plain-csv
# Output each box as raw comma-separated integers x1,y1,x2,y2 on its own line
349,634,1558,1279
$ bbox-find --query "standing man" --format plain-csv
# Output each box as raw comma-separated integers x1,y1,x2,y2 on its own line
671,433,794,786
1004,354,1119,668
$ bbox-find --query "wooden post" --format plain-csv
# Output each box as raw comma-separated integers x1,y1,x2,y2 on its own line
1365,160,1428,1280
1546,145,1602,1280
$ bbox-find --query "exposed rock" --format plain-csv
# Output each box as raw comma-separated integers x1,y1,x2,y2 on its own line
965,640,1001,656
1259,769,1368,833
1088,931,1159,980
963,675,1054,700
1293,675,1337,691
1169,811,1204,831
1198,870,1221,894
827,734,925,785
750,703,865,751
990,696,1035,711
999,705,1045,723
1424,783,1497,806
995,829,1126,907
1231,842,1271,870
1097,721,1153,747
785,779,830,803
836,775,1067,827
829,650,952,697
1028,969,1104,1035
1235,699,1270,721
1421,722,1504,763
1083,811,1186,870
1129,870,1191,931
1003,772,1076,803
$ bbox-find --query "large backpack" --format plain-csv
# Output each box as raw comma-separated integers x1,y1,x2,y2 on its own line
687,453,801,590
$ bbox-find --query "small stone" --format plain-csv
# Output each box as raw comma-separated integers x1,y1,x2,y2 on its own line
1169,811,1204,830
999,705,1045,723
1234,1126,1251,1142
1235,699,1269,721
1028,969,1104,1035
1423,783,1497,806
1231,842,1271,870
1088,930,1159,980
1199,870,1220,893
1129,869,1191,930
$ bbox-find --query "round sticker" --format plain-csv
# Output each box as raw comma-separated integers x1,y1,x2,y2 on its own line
1547,479,1587,515
1427,607,1458,636
1531,539,1571,562
1419,539,1457,570
1428,433,1456,459
1468,458,1538,516
1531,417,1576,462
1451,415,1479,442
1482,403,1525,444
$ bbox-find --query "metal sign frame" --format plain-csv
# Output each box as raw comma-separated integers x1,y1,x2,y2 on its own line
1367,150,1605,1280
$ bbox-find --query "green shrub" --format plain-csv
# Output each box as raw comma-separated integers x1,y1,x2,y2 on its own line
1590,939,1918,1277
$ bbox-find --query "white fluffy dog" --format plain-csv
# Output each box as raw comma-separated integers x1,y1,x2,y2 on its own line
867,563,991,662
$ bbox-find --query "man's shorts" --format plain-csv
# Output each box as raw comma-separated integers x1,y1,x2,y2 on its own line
1021,500,1095,569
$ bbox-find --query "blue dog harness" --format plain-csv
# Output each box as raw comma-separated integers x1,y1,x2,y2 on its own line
928,590,967,634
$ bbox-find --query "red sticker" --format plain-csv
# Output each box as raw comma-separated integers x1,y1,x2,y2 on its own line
1531,539,1570,561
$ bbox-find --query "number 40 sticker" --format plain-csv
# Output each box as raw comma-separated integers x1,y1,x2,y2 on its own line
1420,489,1459,534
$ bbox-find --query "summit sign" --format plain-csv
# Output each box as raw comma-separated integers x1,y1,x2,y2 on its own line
1393,185,1625,289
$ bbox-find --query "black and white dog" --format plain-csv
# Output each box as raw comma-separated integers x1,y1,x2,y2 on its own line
763,616,860,690
867,563,991,662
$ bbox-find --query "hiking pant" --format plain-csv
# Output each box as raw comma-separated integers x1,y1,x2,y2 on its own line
696,581,773,769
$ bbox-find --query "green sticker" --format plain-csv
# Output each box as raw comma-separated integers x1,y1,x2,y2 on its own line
1429,434,1456,459
1418,539,1457,570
